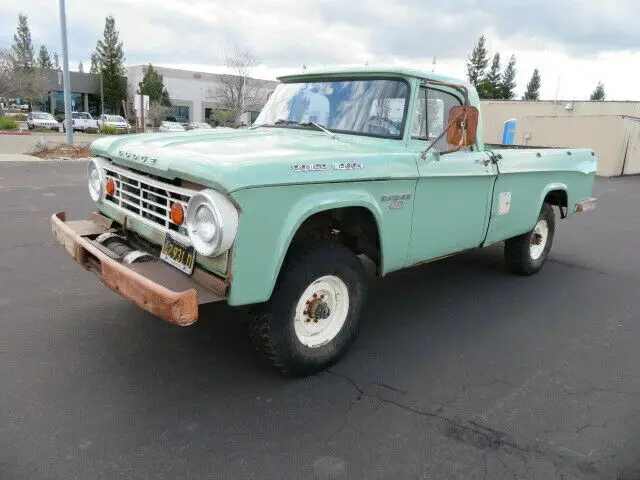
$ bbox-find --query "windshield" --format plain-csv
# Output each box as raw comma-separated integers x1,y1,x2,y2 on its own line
107,116,126,122
34,113,54,120
255,78,409,138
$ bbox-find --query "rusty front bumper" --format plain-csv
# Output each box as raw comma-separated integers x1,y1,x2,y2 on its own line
50,212,226,326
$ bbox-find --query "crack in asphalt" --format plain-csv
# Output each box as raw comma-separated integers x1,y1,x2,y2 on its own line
549,257,640,285
324,370,601,478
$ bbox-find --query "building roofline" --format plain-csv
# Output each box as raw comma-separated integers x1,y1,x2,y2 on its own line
126,64,277,85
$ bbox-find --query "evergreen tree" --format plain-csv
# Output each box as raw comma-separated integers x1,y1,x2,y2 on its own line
90,52,99,74
78,61,84,73
477,53,501,99
37,45,52,70
95,15,126,113
12,13,35,68
500,55,517,100
522,68,541,100
590,82,606,101
138,64,171,106
466,35,489,87
53,52,60,70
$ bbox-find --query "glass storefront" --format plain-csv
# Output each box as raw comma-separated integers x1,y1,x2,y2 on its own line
169,105,190,123
88,94,100,117
51,90,85,114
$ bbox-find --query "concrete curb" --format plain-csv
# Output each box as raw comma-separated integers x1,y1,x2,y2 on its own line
0,154,90,162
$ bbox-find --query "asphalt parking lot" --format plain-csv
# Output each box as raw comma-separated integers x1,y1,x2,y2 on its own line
1,160,640,480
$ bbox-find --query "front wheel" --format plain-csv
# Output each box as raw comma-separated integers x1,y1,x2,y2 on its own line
248,241,367,376
504,203,555,275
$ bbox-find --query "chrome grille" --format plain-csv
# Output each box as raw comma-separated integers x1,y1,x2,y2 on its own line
102,161,196,239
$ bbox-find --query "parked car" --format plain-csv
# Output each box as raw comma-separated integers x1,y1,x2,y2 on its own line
158,121,186,132
26,112,59,130
62,112,99,132
187,122,213,130
51,65,598,377
97,114,131,133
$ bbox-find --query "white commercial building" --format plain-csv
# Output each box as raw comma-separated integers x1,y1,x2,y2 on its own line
126,65,278,124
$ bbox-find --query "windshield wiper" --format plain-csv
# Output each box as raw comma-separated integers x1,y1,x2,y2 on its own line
251,119,336,139
306,121,337,139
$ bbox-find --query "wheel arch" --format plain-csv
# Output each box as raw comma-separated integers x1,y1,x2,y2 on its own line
275,193,385,283
541,183,568,218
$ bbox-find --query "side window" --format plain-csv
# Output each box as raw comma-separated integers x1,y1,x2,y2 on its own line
412,87,463,152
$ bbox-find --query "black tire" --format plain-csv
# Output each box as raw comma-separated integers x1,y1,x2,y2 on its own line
248,240,368,376
504,203,555,275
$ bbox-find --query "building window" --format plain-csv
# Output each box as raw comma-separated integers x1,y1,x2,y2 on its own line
88,94,100,117
51,91,85,114
169,105,189,123
204,108,213,122
40,94,51,113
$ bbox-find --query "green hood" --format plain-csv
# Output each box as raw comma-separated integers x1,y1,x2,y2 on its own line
89,128,418,193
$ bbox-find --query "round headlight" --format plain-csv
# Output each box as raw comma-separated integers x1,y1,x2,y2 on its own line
194,204,216,242
186,190,239,257
87,159,105,202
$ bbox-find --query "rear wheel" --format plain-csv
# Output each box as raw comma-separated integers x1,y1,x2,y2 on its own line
504,203,555,275
248,241,367,376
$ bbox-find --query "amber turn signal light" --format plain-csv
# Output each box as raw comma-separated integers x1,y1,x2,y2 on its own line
170,202,184,225
105,178,116,196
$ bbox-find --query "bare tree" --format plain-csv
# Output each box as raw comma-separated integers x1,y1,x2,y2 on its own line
207,46,265,124
0,48,49,110
147,102,170,128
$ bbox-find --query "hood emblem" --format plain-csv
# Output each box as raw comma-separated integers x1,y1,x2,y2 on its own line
118,150,157,165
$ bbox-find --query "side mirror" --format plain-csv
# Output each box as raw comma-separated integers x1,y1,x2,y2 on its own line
421,105,479,159
446,105,479,148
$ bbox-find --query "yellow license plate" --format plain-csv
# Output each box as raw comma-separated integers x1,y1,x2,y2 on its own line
160,233,195,275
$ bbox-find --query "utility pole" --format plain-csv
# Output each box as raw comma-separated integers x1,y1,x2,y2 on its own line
240,75,245,125
100,73,104,114
58,0,73,145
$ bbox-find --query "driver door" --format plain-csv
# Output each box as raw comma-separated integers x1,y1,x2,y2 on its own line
406,86,497,265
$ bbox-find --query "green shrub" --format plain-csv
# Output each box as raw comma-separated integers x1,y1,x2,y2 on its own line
99,124,118,135
0,117,18,130
14,113,27,121
55,114,65,122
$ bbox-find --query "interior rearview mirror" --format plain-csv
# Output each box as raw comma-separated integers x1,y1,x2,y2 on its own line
446,105,479,148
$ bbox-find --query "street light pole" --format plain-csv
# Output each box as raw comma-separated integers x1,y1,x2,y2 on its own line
58,0,73,145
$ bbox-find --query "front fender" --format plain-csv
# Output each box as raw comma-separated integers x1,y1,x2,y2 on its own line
227,181,415,306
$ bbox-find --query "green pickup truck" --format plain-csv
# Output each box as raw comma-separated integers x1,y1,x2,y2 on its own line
51,66,597,376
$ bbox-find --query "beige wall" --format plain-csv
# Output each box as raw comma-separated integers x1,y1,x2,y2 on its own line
480,100,640,176
481,100,640,146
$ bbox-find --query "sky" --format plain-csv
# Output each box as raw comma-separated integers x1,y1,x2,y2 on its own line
1,0,639,101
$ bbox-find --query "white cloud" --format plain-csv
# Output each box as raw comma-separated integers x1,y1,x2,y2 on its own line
1,0,638,100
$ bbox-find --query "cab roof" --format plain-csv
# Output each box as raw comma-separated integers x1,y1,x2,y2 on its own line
277,64,469,87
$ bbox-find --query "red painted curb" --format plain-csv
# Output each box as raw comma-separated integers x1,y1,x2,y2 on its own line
0,131,32,136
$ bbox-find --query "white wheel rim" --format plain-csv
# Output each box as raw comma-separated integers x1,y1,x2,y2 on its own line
530,219,549,260
294,275,350,348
